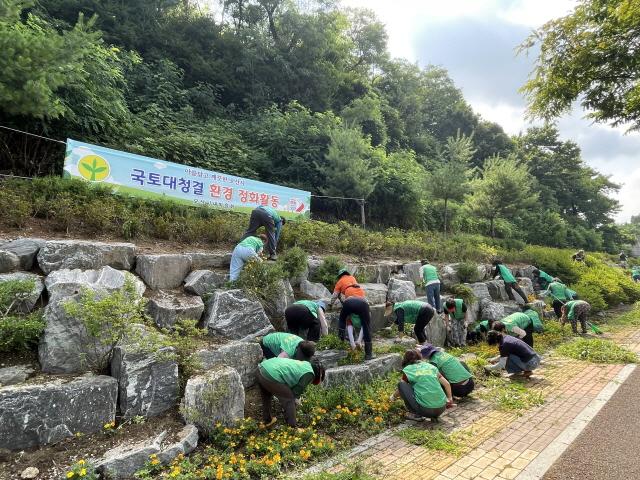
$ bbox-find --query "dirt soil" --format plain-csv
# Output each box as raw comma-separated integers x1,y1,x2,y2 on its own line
0,410,185,480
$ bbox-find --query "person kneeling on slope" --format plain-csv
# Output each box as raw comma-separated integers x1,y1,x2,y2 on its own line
561,300,591,335
390,350,455,422
338,297,374,360
257,357,325,428
419,343,474,398
285,300,328,342
390,300,435,343
485,330,541,378
260,332,316,361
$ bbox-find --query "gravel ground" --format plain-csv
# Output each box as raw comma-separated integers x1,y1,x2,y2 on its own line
543,366,640,480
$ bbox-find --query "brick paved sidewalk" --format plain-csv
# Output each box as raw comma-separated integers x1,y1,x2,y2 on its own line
305,327,640,480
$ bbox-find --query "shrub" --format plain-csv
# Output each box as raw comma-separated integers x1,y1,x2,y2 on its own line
312,256,343,291
555,338,637,364
316,333,348,351
447,284,476,305
0,188,32,228
277,246,308,279
456,262,480,283
236,260,286,314
0,279,36,313
0,313,45,353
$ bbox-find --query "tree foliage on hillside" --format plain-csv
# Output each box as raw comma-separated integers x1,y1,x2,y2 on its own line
0,0,629,251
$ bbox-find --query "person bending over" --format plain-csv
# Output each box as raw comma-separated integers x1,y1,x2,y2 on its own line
260,332,316,361
419,343,474,398
285,300,328,342
391,300,435,343
492,260,528,304
561,300,591,335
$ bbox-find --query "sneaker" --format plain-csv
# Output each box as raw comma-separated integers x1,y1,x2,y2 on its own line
405,412,425,422
263,417,277,428
522,371,533,378
268,254,278,261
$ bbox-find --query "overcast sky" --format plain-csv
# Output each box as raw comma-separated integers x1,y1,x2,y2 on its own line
341,0,640,223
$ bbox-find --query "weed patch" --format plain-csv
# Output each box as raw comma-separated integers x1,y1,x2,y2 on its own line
478,377,545,412
555,338,637,364
396,428,467,456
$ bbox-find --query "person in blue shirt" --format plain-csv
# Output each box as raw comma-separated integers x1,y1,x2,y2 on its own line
241,206,286,261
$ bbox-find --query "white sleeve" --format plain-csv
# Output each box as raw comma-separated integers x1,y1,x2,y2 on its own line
512,326,527,338
318,308,329,336
357,328,364,344
486,357,507,371
347,325,356,348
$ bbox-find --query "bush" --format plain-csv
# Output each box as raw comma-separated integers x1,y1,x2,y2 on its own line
277,246,308,279
447,284,476,305
0,188,32,228
236,260,286,314
456,262,480,283
0,313,45,353
312,256,344,291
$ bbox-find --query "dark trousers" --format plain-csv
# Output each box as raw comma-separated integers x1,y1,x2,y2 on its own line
260,341,276,360
286,304,321,341
552,299,564,319
505,282,528,303
338,297,371,342
426,283,442,312
522,323,534,347
451,378,475,397
397,306,434,343
398,382,446,419
241,207,277,256
257,370,297,427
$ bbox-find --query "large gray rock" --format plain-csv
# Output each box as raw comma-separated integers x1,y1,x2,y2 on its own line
272,279,295,317
486,280,509,301
111,345,179,419
183,269,227,296
440,264,460,287
299,279,331,299
502,301,523,316
323,354,401,388
0,250,20,273
315,349,349,368
97,431,165,479
192,341,263,387
0,365,34,386
402,261,422,284
468,282,491,301
188,252,232,269
0,272,44,313
350,263,400,284
425,313,447,347
147,291,204,329
369,304,390,332
515,265,537,280
361,283,388,305
181,367,244,435
39,295,111,374
0,238,46,270
203,289,274,340
37,240,136,274
45,266,145,302
135,254,192,289
518,277,535,298
157,425,199,465
306,257,324,280
479,299,505,322
0,375,117,450
387,278,416,302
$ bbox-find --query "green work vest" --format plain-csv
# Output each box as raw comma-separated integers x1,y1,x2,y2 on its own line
350,314,362,328
523,309,544,333
565,300,588,320
632,267,640,276
238,236,263,252
394,300,426,324
548,282,568,301
502,312,531,332
402,362,446,409
474,320,489,334
497,264,516,283
262,332,303,358
430,351,472,384
449,299,465,320
539,270,554,283
294,300,319,318
259,358,313,389
422,264,439,283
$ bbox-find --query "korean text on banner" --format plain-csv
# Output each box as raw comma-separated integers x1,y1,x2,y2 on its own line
63,139,311,218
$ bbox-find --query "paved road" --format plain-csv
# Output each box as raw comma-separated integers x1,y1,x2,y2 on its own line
543,366,640,480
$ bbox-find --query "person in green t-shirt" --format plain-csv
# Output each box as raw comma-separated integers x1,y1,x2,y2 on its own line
390,300,435,343
420,260,442,313
241,206,287,261
260,332,316,361
257,357,325,427
467,320,491,344
389,350,454,421
229,234,267,281
532,268,554,291
443,298,468,347
492,260,528,303
419,343,474,398
561,300,591,334
543,278,571,318
492,312,535,347
285,300,328,342
632,266,640,283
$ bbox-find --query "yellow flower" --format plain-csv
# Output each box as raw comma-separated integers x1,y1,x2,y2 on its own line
374,416,383,423
79,468,87,477
66,473,75,479
78,459,86,465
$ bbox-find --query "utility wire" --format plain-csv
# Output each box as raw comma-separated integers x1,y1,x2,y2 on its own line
0,125,67,145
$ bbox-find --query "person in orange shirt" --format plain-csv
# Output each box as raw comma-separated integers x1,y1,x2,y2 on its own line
329,268,365,308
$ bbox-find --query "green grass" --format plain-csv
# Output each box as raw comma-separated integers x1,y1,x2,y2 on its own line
316,333,348,351
477,377,545,412
395,428,467,456
555,338,638,364
601,303,640,330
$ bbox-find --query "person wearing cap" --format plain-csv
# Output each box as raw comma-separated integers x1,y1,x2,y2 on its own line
285,300,328,342
338,296,374,360
390,350,455,421
391,300,435,344
492,311,535,347
485,330,541,378
543,278,571,319
561,299,591,335
467,320,491,344
230,233,267,281
260,332,316,361
420,260,442,313
329,268,365,307
257,357,325,427
492,260,528,304
419,343,474,398
241,206,286,261
532,268,554,291
443,298,468,347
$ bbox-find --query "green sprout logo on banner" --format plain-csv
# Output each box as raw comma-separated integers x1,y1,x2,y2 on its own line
78,155,110,182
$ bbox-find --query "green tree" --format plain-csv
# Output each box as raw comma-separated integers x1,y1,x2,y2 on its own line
428,132,475,235
521,0,640,129
467,156,538,237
